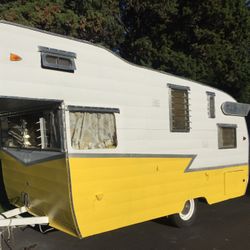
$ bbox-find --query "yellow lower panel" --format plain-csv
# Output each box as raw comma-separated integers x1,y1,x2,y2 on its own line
224,170,247,196
69,157,248,238
0,151,79,237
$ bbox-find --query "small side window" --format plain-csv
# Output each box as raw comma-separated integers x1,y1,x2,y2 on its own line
39,46,76,72
168,84,190,132
218,124,237,149
69,108,118,150
207,92,215,118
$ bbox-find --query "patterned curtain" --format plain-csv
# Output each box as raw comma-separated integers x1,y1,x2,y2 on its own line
70,112,117,150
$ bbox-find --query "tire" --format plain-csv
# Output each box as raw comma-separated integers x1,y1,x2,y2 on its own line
168,199,197,227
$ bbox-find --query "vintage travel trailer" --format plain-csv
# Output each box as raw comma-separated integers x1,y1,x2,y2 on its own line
0,21,249,238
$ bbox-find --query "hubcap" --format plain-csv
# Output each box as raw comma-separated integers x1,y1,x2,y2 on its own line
179,199,195,221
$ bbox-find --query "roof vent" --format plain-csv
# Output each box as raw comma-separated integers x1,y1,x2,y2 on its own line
38,46,76,73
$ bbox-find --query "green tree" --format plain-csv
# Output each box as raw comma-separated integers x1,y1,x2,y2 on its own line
0,0,78,35
120,0,178,68
64,0,124,48
0,0,249,102
170,0,250,102
121,0,250,102
0,0,124,49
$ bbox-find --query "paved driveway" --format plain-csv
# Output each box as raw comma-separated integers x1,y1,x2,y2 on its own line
2,194,250,250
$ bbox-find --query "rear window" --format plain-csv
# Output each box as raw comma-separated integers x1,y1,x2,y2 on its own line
218,124,237,149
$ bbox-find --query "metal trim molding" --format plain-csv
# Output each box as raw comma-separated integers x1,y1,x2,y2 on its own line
67,106,120,114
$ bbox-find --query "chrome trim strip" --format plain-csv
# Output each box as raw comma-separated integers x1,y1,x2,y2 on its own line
185,162,248,172
1,148,65,166
67,106,120,114
167,83,190,91
38,46,76,58
61,107,82,238
206,91,216,96
68,153,196,158
217,123,238,128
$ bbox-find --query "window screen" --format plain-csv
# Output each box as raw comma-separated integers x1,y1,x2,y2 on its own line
169,84,190,132
69,111,117,150
218,124,237,149
39,46,76,72
207,92,215,118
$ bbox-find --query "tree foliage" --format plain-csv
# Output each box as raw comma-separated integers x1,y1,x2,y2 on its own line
0,0,249,102
121,0,250,102
0,0,124,48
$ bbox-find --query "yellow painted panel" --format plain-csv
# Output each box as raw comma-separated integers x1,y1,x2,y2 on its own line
1,150,248,239
69,157,248,237
0,151,79,237
224,170,247,196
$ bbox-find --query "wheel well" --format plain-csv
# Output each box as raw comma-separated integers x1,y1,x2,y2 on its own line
197,197,208,204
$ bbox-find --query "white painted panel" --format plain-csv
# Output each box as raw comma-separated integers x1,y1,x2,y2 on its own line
0,22,248,171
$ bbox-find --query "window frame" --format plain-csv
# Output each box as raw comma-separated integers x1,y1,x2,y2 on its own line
0,107,64,152
168,83,191,133
67,106,119,151
207,91,216,118
217,123,237,149
39,46,76,73
221,102,250,117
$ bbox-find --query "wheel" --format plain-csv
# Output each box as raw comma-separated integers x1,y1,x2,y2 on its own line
168,199,197,227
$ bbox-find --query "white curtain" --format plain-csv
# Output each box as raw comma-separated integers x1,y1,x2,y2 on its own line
70,112,117,150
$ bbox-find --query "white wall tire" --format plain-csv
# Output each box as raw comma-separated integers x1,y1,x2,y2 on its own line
168,199,197,227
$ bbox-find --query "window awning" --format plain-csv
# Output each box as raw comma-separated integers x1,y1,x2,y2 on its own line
0,96,62,116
